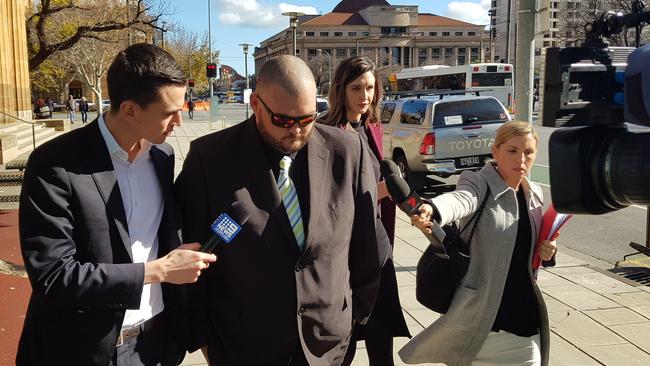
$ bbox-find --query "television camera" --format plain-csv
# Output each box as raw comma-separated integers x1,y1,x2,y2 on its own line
540,0,650,217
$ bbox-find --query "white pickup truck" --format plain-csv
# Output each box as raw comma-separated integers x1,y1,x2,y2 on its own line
380,95,511,191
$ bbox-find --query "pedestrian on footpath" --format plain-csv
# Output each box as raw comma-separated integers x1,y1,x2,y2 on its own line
66,94,76,123
45,97,54,118
17,43,216,366
33,98,50,120
187,99,195,120
79,96,89,123
400,121,559,366
318,56,410,366
175,55,381,366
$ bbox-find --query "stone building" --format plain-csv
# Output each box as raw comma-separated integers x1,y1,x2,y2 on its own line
254,0,488,85
0,0,31,123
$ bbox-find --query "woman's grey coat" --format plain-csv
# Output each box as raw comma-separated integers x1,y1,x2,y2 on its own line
398,162,549,366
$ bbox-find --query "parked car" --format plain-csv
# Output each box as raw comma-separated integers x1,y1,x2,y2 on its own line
316,97,329,116
100,100,111,111
381,95,511,190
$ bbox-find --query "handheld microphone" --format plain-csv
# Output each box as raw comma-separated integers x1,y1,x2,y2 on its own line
381,160,446,245
200,201,250,253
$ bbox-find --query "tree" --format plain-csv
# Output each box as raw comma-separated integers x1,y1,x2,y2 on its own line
556,0,650,47
30,56,75,101
164,26,220,94
26,0,167,71
306,54,330,94
64,34,123,116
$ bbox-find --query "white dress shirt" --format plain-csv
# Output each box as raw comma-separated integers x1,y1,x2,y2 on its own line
98,115,165,329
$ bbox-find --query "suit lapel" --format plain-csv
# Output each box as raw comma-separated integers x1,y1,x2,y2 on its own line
150,146,176,256
239,119,298,249
304,127,330,250
85,121,133,261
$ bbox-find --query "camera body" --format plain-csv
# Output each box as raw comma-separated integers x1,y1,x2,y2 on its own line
541,43,650,214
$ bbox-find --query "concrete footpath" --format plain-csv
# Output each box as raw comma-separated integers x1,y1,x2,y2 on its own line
1,117,650,365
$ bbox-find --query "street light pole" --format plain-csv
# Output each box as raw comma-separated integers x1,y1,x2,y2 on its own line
239,43,252,118
282,12,305,56
208,0,214,128
317,48,332,94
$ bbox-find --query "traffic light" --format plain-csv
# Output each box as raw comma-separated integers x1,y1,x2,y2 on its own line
492,28,497,38
188,79,195,88
206,63,217,78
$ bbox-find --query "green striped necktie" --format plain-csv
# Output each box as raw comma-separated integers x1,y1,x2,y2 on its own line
278,156,305,249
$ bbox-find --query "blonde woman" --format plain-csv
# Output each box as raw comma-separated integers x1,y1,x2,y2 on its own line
400,121,558,366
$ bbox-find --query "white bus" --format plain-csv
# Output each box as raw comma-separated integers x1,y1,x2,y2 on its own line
391,63,514,111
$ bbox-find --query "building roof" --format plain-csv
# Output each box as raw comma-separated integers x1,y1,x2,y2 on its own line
301,12,482,27
302,12,367,26
418,13,482,27
332,0,390,13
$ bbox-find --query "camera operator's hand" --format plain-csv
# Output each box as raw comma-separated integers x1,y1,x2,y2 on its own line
411,203,433,235
539,232,559,261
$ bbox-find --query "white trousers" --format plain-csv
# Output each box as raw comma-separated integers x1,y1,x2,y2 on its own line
472,331,541,366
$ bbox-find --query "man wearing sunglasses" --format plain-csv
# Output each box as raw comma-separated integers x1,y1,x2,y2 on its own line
176,55,381,366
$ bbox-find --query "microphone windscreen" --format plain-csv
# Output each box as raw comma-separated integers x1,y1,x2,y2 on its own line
229,201,251,225
380,159,400,178
385,174,411,203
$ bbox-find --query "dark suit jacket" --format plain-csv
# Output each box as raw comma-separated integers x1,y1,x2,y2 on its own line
175,117,381,366
17,120,188,366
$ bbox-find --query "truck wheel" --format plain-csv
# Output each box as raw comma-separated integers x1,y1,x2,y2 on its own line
395,154,426,191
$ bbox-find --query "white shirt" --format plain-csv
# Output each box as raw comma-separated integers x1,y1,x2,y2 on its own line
98,115,165,329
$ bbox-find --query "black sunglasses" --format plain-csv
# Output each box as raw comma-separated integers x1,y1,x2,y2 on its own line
256,94,317,128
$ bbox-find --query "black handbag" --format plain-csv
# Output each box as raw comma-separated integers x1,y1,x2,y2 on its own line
415,186,491,313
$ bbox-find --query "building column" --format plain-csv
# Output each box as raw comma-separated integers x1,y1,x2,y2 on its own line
454,47,459,66
400,47,404,66
0,0,32,123
427,47,432,64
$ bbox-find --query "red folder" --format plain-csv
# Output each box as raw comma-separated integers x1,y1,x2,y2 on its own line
532,204,572,269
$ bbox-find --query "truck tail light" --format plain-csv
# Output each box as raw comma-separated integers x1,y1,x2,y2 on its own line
419,133,435,155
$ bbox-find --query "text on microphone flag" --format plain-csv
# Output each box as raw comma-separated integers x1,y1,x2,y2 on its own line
211,213,242,243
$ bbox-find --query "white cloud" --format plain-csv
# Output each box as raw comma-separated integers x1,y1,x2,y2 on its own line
216,0,318,28
446,0,491,26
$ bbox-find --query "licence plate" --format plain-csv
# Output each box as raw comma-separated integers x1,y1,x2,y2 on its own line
459,156,480,167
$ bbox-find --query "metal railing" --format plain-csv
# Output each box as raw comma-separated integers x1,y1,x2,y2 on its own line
0,110,42,149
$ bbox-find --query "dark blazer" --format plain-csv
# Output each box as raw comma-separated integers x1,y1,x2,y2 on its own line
175,117,382,366
17,120,187,366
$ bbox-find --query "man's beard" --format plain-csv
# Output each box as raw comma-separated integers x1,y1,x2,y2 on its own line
258,121,312,154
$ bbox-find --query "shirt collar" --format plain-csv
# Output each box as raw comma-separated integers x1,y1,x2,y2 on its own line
98,114,152,162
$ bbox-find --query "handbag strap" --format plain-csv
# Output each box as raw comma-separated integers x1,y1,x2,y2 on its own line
460,184,491,244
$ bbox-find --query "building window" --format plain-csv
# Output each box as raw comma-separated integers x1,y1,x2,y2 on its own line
381,26,407,35
336,48,347,57
442,32,450,36
320,32,328,37
418,48,427,65
429,32,437,36
492,0,497,7
491,18,496,25
551,21,557,29
363,47,374,57
445,47,453,54
458,48,466,54
348,31,357,37
458,55,466,65
471,47,479,53
431,47,440,54
306,31,315,37
566,1,573,9
362,31,370,36
552,2,558,8
334,31,343,37
307,49,317,59
543,41,550,47
551,11,557,19
349,48,357,57
468,31,476,36
455,31,463,36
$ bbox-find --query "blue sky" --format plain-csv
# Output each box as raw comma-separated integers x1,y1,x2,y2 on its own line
166,0,491,75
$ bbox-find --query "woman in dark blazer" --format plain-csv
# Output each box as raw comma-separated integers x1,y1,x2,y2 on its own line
318,56,410,366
